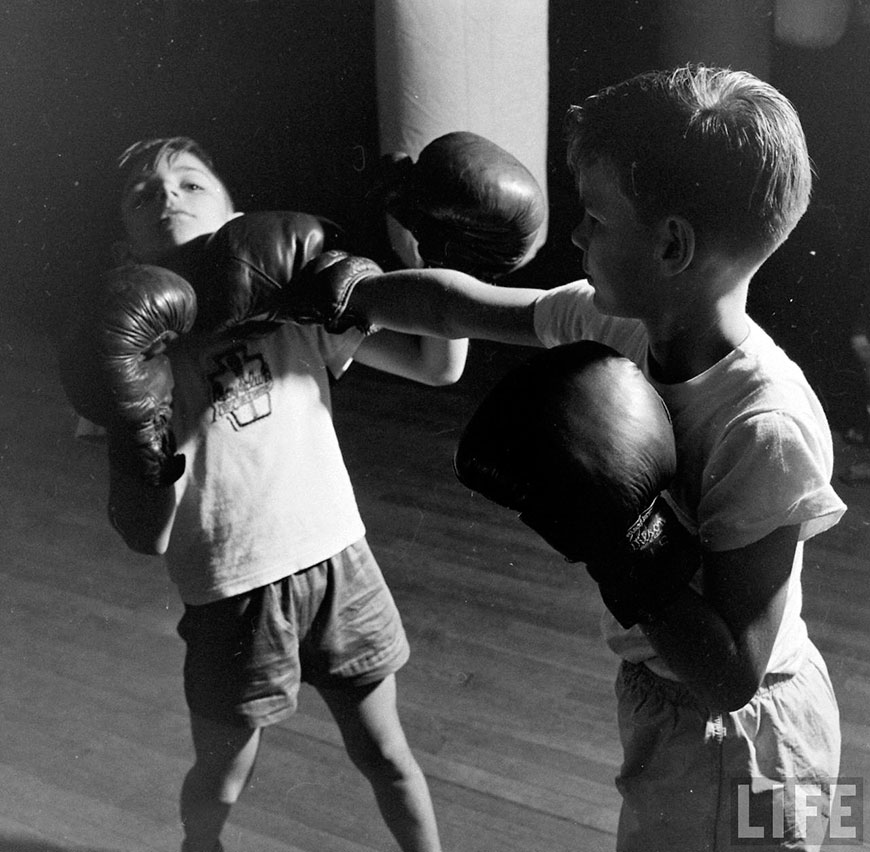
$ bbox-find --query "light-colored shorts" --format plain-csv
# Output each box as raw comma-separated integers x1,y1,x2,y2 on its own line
615,641,841,852
177,538,410,728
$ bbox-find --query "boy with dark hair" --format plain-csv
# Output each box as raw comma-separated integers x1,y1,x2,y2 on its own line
64,124,548,850
69,135,467,852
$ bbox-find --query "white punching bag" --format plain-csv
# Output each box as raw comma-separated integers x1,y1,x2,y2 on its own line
658,0,772,79
374,0,549,267
775,0,852,48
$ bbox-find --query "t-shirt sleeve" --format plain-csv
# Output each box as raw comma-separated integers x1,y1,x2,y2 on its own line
533,281,603,346
533,280,648,361
698,409,846,551
313,324,366,379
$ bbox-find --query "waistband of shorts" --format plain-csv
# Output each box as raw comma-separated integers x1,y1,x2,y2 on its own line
620,639,812,710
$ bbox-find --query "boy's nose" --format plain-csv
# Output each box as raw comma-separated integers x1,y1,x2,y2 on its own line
156,183,180,204
571,223,587,251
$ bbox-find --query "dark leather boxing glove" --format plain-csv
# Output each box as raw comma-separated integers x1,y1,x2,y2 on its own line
163,210,343,334
286,250,384,334
59,264,197,486
376,131,547,280
454,340,700,628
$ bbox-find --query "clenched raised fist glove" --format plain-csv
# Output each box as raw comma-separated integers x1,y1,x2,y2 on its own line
376,131,547,280
453,340,701,628
59,264,197,486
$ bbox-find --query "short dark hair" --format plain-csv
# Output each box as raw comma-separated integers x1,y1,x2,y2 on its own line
118,136,233,208
565,65,812,257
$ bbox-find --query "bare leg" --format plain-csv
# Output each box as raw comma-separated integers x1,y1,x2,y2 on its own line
180,712,262,852
318,674,442,852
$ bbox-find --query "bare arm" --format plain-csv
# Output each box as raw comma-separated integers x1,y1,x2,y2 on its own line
638,524,798,711
354,332,469,385
108,462,178,555
349,268,545,347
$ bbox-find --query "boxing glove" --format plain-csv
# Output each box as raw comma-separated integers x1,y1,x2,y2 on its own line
163,210,343,334
285,250,384,334
376,131,547,280
454,340,701,627
59,264,197,486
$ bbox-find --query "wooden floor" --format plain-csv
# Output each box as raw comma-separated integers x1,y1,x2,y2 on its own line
2,319,870,852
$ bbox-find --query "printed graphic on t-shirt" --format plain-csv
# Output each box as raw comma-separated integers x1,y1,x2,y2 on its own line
208,344,273,429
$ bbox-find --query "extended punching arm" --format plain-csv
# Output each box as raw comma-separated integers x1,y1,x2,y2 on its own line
161,142,544,339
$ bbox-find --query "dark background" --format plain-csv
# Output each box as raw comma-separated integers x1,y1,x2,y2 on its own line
4,0,870,425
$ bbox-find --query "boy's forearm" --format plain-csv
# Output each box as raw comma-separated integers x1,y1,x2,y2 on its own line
614,526,794,712
638,588,765,712
352,269,542,346
354,330,468,385
647,527,795,711
350,269,474,338
416,336,468,385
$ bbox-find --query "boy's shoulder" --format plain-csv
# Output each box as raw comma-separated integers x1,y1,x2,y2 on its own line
730,320,818,404
665,320,844,550
661,320,833,466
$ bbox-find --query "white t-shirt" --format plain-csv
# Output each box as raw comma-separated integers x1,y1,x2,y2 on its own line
533,281,846,679
165,322,367,604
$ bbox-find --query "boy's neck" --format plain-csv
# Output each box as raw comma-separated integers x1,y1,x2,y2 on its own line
645,272,752,384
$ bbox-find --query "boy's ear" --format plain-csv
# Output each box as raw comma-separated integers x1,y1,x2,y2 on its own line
657,215,694,275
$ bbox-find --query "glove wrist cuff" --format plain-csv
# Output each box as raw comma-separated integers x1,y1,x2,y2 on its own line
293,251,382,334
324,271,376,335
592,498,701,628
